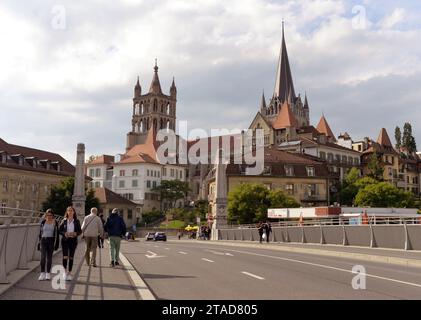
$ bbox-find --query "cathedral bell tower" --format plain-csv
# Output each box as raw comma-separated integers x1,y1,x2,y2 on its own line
126,60,177,151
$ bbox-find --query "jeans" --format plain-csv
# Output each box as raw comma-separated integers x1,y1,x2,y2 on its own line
85,237,98,265
109,236,121,263
62,238,78,272
40,237,55,273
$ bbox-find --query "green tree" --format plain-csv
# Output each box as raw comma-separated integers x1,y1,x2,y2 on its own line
367,151,384,181
395,126,402,150
152,180,191,211
355,182,415,208
402,122,417,154
227,184,299,224
42,177,99,216
193,200,209,220
339,168,361,205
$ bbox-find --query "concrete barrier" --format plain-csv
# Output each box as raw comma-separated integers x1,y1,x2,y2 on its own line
219,224,421,251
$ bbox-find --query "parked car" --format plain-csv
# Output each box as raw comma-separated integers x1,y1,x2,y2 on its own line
145,232,155,241
154,232,167,242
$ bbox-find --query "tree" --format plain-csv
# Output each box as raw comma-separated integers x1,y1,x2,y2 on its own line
367,151,384,181
152,180,191,211
402,122,417,154
395,126,402,150
42,177,99,216
227,184,299,224
339,168,361,206
355,182,415,208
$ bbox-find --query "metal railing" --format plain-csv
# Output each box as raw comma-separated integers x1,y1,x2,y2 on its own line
0,207,63,285
220,216,421,229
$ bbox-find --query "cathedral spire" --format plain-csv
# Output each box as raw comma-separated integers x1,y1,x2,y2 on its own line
304,92,309,109
170,76,177,97
149,59,162,94
274,22,296,103
260,90,267,113
134,75,141,97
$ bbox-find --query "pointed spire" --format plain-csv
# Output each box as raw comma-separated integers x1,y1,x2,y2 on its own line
134,75,141,97
149,59,162,94
377,128,393,147
274,21,296,103
170,76,177,97
260,90,267,112
304,92,309,109
316,115,336,142
272,101,299,130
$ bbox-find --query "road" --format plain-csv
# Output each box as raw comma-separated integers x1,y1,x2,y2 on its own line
120,238,421,300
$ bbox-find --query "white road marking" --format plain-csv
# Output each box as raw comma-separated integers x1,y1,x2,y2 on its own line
225,253,234,256
223,248,421,289
165,248,170,250
241,271,265,280
119,252,156,300
205,249,234,256
154,245,159,248
201,258,215,263
145,251,165,259
178,251,188,255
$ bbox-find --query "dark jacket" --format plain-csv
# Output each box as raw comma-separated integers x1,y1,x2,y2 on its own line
38,219,60,250
59,218,82,239
104,213,127,237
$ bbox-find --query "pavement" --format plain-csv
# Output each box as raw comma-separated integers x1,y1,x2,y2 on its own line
3,238,421,300
0,241,139,300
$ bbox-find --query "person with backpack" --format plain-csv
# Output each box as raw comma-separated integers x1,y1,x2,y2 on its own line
104,208,126,267
81,207,104,267
38,209,60,281
59,206,82,281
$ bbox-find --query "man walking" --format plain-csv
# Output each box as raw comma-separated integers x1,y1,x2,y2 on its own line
104,208,126,267
82,207,104,267
263,221,272,243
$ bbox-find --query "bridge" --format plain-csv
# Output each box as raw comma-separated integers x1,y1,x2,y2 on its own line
1,208,421,300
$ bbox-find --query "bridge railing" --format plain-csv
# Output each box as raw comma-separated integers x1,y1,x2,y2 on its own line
0,207,63,284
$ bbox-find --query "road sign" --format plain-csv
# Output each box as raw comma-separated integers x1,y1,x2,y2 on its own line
268,208,288,219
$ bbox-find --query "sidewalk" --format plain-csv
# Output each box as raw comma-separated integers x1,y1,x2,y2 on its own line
0,241,139,300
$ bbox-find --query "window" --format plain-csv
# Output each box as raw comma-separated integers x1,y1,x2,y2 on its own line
170,169,174,177
342,155,347,164
128,209,133,220
306,167,315,177
285,184,294,195
152,181,157,188
176,170,179,179
120,170,125,177
147,180,151,188
319,152,326,160
95,168,101,177
327,153,334,163
132,169,138,176
158,171,160,178
32,184,37,194
119,180,125,188
95,181,100,188
89,169,95,177
3,180,8,192
132,180,138,187
1,200,7,214
354,158,359,166
147,170,150,177
335,154,341,163
348,157,353,165
307,184,317,196
179,170,182,179
163,168,167,176
285,165,294,177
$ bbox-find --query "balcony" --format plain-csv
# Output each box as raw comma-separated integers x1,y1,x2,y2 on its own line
301,194,327,202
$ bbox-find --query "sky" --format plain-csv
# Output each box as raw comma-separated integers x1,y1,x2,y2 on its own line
1,0,421,164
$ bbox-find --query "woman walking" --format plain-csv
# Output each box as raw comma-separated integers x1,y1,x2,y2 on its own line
59,206,82,281
38,209,60,281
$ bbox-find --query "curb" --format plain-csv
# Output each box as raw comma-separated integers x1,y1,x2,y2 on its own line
171,240,421,269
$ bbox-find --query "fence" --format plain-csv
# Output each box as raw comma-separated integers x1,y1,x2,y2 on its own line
217,217,421,250
0,207,63,284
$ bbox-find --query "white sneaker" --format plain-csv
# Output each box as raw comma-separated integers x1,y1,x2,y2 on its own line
45,273,51,280
66,273,73,281
38,273,46,281
62,272,67,281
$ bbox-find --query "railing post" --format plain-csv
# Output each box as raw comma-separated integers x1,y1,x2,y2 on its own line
370,223,377,248
404,222,412,251
241,228,244,241
0,209,13,284
301,226,306,244
320,224,325,245
17,210,30,270
342,224,348,246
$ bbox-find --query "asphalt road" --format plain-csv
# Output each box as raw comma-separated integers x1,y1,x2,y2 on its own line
120,238,421,300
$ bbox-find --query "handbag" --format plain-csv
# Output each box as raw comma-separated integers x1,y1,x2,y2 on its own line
262,232,267,240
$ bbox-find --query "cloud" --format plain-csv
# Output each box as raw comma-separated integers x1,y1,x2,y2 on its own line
0,0,420,163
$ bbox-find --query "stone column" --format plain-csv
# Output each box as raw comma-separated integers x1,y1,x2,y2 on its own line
211,150,228,240
72,143,86,221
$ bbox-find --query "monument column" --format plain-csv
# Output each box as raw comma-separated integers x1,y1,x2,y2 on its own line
211,149,228,240
72,143,86,221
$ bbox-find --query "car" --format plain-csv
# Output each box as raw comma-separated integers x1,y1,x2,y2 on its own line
154,232,167,242
145,232,155,241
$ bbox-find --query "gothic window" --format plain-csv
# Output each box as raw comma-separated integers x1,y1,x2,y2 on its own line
140,120,144,133
167,103,170,115
154,99,158,112
161,102,164,113
141,103,144,114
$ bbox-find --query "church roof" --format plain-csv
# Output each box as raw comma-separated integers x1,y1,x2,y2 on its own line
274,23,296,103
272,102,298,130
316,115,336,142
149,60,163,94
119,128,160,164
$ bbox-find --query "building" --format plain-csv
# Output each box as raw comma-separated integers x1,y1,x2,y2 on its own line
0,138,74,212
94,187,139,227
207,147,330,207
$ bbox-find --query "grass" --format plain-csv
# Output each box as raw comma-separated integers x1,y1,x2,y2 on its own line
159,220,187,229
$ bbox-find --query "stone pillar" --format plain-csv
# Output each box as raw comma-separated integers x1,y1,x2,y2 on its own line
72,143,86,221
211,150,228,240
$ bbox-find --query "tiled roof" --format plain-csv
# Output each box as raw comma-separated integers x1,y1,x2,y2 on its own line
272,102,298,129
94,188,137,206
88,155,115,165
0,138,74,176
377,128,393,147
316,116,336,141
118,129,160,165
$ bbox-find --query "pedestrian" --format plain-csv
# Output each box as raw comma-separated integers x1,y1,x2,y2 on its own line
59,206,82,281
104,208,126,267
98,213,106,249
177,230,181,240
257,221,264,243
81,207,104,267
37,209,60,281
264,221,272,243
